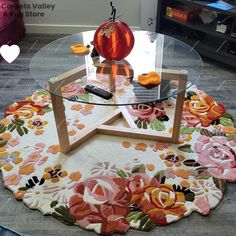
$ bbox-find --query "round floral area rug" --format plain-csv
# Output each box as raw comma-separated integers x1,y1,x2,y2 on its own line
0,84,236,235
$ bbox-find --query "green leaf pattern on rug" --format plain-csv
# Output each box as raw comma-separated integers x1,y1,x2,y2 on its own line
7,119,28,136
52,205,76,226
220,117,234,126
132,164,146,173
178,144,194,153
213,177,227,194
150,119,165,131
71,93,92,103
180,125,201,135
117,169,132,178
227,134,236,141
126,211,155,231
154,170,166,183
0,138,8,148
183,159,200,167
50,201,59,208
185,192,195,202
222,112,234,121
78,93,92,103
0,124,7,134
134,119,148,129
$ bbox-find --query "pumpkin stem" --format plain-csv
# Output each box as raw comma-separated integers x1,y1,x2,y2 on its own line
110,1,117,21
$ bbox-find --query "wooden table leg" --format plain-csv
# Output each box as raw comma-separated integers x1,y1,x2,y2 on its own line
49,91,71,153
172,73,188,143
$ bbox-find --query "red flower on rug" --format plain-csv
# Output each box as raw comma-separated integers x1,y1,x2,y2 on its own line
184,95,225,127
195,135,236,181
129,102,168,122
5,100,45,119
128,173,158,202
135,184,187,225
69,175,132,235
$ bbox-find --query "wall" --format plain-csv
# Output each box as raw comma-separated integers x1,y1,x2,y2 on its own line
20,0,142,33
140,0,158,32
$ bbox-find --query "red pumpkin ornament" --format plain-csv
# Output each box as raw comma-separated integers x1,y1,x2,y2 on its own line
93,20,135,61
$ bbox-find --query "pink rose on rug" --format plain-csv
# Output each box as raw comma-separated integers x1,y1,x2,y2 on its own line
4,173,22,186
129,102,168,122
195,135,236,181
182,108,200,127
69,175,131,235
61,83,85,99
128,173,152,193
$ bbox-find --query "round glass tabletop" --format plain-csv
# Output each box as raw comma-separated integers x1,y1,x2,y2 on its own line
30,31,203,106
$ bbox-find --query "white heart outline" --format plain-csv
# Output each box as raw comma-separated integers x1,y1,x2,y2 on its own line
0,45,20,63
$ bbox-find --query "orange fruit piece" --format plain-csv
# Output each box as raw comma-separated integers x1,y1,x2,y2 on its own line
71,44,90,55
138,71,161,86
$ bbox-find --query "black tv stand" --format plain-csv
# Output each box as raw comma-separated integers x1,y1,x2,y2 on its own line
156,0,236,67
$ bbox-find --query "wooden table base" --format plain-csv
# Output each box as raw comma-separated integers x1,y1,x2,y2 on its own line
48,64,187,154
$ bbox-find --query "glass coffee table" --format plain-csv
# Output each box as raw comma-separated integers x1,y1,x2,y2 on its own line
30,31,203,154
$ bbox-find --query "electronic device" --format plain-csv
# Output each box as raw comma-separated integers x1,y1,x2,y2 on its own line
84,85,113,100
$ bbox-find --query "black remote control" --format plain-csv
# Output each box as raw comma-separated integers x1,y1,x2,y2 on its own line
85,85,113,100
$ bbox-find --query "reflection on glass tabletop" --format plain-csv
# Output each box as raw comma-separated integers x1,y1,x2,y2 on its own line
30,31,203,106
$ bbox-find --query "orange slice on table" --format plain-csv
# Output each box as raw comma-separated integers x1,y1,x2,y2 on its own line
70,44,90,56
138,71,161,87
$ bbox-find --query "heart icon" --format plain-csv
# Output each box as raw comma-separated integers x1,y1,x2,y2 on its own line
0,45,20,63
